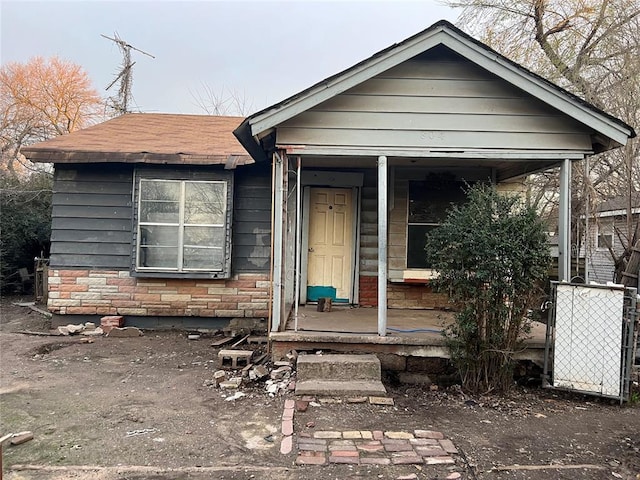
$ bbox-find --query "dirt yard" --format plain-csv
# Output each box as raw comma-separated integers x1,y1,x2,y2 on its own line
1,295,639,480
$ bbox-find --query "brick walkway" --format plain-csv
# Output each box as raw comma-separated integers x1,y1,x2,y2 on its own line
279,399,458,467
295,429,457,466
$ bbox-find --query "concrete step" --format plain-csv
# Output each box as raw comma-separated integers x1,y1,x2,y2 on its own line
295,379,387,396
296,354,381,382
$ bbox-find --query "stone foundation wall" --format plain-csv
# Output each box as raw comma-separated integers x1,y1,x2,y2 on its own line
358,276,449,309
47,269,270,318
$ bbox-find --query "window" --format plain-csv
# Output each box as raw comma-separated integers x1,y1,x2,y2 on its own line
407,174,467,269
597,227,613,249
134,171,233,277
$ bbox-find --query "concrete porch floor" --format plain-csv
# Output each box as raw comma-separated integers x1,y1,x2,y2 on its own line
270,305,547,366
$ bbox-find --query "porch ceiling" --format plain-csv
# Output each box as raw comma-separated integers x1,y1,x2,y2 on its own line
294,154,563,182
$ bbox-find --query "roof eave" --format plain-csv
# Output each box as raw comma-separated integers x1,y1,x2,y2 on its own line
21,148,252,166
233,119,269,163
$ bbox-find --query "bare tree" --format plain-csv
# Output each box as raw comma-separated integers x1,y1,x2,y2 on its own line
444,0,640,281
191,83,254,116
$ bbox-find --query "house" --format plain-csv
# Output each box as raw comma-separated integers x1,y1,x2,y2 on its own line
232,20,634,341
582,193,640,284
23,21,634,362
22,114,273,329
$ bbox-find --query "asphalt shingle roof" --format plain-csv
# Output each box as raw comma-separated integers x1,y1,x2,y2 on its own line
21,113,251,166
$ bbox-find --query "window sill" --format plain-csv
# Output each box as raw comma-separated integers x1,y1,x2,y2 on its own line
131,270,230,280
388,269,439,284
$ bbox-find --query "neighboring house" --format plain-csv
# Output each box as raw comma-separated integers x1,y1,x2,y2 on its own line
23,21,635,342
583,193,640,284
22,114,272,328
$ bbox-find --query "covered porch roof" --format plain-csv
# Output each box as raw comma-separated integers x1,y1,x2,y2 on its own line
234,20,635,172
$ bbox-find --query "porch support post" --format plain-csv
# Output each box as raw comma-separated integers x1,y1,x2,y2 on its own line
272,152,285,330
294,156,302,331
377,155,388,336
558,158,571,282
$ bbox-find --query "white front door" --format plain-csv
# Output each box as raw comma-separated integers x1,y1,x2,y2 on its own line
306,187,353,302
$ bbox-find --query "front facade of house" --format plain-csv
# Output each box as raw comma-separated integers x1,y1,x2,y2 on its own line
23,21,634,336
24,115,273,327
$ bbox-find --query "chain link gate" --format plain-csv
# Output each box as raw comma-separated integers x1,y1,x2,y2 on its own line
543,282,638,402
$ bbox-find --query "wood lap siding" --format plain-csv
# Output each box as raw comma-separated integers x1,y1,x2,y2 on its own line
50,163,272,274
359,170,378,275
231,166,272,272
50,164,133,269
276,49,592,152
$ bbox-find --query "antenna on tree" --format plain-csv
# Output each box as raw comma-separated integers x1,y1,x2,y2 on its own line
101,33,155,115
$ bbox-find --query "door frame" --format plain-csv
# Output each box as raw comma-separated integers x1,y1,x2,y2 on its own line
300,171,363,305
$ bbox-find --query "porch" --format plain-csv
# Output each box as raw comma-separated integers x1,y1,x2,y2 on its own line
270,305,548,368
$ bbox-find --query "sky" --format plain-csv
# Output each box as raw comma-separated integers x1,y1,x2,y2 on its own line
1,1,459,115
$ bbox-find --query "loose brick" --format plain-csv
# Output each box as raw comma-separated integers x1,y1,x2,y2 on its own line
425,456,455,465
297,437,326,446
359,457,391,465
280,435,293,455
328,445,357,452
329,439,355,447
329,455,359,464
383,442,414,453
298,443,327,452
296,455,326,465
330,449,359,457
343,431,362,439
415,447,446,457
372,430,384,440
282,419,293,436
384,431,414,439
391,455,423,465
415,430,444,439
356,443,384,453
438,439,458,454
410,438,440,446
282,409,294,421
314,431,341,439
284,399,295,409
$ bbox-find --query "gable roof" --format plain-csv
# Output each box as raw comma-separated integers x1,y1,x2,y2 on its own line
22,113,252,167
597,193,640,214
234,20,635,162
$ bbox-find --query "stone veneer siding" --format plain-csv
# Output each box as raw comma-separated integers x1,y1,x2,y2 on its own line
358,275,449,309
47,269,270,318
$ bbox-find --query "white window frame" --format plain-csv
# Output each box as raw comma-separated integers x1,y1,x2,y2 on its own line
596,224,614,250
132,169,233,278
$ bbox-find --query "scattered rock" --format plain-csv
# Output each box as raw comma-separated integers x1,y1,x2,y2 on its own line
81,327,104,336
249,365,269,381
220,377,243,389
225,391,246,401
369,396,394,406
213,370,227,386
107,327,144,338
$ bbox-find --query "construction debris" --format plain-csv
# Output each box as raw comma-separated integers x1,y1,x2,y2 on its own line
9,431,34,445
107,327,143,338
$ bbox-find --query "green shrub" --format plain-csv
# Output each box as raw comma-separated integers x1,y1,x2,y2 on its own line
0,172,52,292
425,184,550,394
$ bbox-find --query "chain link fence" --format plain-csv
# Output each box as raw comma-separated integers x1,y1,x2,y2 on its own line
543,282,638,402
